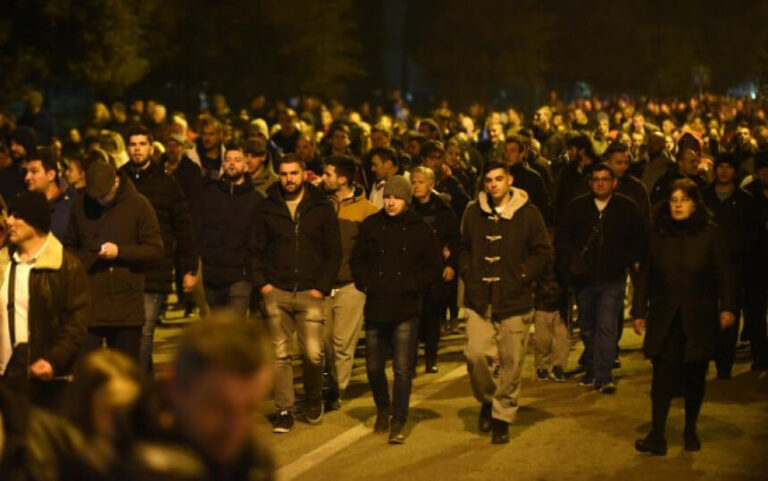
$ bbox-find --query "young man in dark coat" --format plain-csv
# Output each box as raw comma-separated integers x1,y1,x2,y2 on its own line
421,140,471,221
553,133,595,227
63,161,164,360
503,135,553,226
254,155,341,433
632,179,737,455
0,192,90,405
555,163,644,393
197,146,263,317
702,153,765,376
23,147,77,240
121,126,198,371
410,166,460,373
351,175,442,444
461,162,553,444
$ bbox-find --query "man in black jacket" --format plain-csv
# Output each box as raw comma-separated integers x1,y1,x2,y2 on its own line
421,140,470,221
254,155,341,433
554,133,595,227
555,163,644,393
703,153,765,376
650,148,709,208
350,175,442,444
64,161,163,360
461,162,553,444
198,146,263,315
122,126,198,371
503,135,553,226
411,166,460,373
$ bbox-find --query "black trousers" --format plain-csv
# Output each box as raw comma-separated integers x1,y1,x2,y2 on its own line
82,326,142,360
650,316,707,437
417,288,445,367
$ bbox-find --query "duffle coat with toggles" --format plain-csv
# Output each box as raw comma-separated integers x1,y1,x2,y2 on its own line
459,187,553,321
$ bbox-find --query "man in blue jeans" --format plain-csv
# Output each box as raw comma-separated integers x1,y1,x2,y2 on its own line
350,176,442,444
555,163,644,393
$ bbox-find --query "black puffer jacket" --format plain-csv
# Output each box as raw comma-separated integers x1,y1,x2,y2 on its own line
253,182,341,295
351,209,442,323
198,176,264,287
121,161,198,293
63,172,164,327
702,185,762,266
631,206,737,361
460,188,553,321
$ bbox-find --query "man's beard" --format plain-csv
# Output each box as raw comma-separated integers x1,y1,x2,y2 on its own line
281,181,304,199
223,170,245,183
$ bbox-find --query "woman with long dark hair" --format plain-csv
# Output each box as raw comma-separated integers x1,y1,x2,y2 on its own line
632,178,737,455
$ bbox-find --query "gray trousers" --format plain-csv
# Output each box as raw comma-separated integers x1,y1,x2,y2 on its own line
264,288,326,410
533,310,569,370
465,308,533,423
324,283,366,394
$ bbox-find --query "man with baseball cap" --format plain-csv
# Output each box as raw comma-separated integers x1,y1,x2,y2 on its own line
703,153,765,376
63,160,163,360
0,191,89,405
350,175,442,444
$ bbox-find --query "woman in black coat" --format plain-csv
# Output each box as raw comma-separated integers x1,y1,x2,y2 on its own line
632,178,737,455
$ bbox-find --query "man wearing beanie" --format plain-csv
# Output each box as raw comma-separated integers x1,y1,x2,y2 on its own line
0,191,90,405
63,160,163,360
350,175,442,444
703,153,766,376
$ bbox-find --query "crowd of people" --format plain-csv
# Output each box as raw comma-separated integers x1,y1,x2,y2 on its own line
0,87,767,478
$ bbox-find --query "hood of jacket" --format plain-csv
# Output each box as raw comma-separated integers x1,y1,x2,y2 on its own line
216,174,256,196
266,180,327,211
477,187,530,220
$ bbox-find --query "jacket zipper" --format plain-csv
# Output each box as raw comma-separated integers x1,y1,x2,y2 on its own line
293,210,300,293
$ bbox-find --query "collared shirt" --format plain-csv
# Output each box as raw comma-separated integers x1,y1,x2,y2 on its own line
369,180,386,209
0,238,49,375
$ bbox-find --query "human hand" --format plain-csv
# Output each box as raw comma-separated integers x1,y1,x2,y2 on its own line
29,359,54,381
98,242,119,259
633,318,646,336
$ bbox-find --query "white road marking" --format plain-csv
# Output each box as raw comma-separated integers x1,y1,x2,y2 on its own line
277,364,468,481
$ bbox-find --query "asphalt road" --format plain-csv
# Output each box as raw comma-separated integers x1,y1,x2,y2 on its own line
153,318,768,481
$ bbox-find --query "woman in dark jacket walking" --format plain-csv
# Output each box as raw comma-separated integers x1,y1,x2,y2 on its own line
632,178,737,455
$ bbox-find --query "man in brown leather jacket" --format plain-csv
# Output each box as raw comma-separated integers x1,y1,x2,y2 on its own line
0,192,90,405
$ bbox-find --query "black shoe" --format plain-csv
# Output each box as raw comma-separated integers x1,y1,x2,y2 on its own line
324,390,342,412
536,369,549,381
491,419,509,444
306,398,324,424
374,412,391,433
578,374,595,387
598,381,617,394
478,403,493,433
425,365,439,374
684,431,701,452
272,410,295,433
388,422,405,444
635,434,667,455
550,366,566,382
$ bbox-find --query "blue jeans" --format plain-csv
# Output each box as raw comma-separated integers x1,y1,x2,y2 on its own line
576,280,626,384
365,317,419,424
139,293,166,371
204,281,252,316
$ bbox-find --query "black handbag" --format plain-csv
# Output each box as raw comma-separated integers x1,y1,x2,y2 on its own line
568,211,604,282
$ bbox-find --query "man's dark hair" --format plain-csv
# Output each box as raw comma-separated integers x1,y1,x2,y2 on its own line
369,146,399,167
276,153,306,171
603,141,631,160
419,140,444,159
174,313,272,388
328,121,351,137
325,156,357,184
566,132,596,159
591,162,616,179
482,161,510,178
224,144,244,156
504,134,528,151
29,147,59,182
126,126,154,144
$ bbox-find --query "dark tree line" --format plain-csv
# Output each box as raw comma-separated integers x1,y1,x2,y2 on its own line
2,0,768,106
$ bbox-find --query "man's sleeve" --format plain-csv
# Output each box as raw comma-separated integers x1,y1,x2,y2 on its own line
520,207,554,284
116,197,164,263
316,204,342,295
168,178,198,274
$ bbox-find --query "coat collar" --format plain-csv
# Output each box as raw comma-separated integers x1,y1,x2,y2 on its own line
0,233,63,272
477,187,529,220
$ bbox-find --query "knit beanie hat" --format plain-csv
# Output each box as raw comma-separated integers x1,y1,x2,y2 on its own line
8,191,51,233
383,175,412,204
